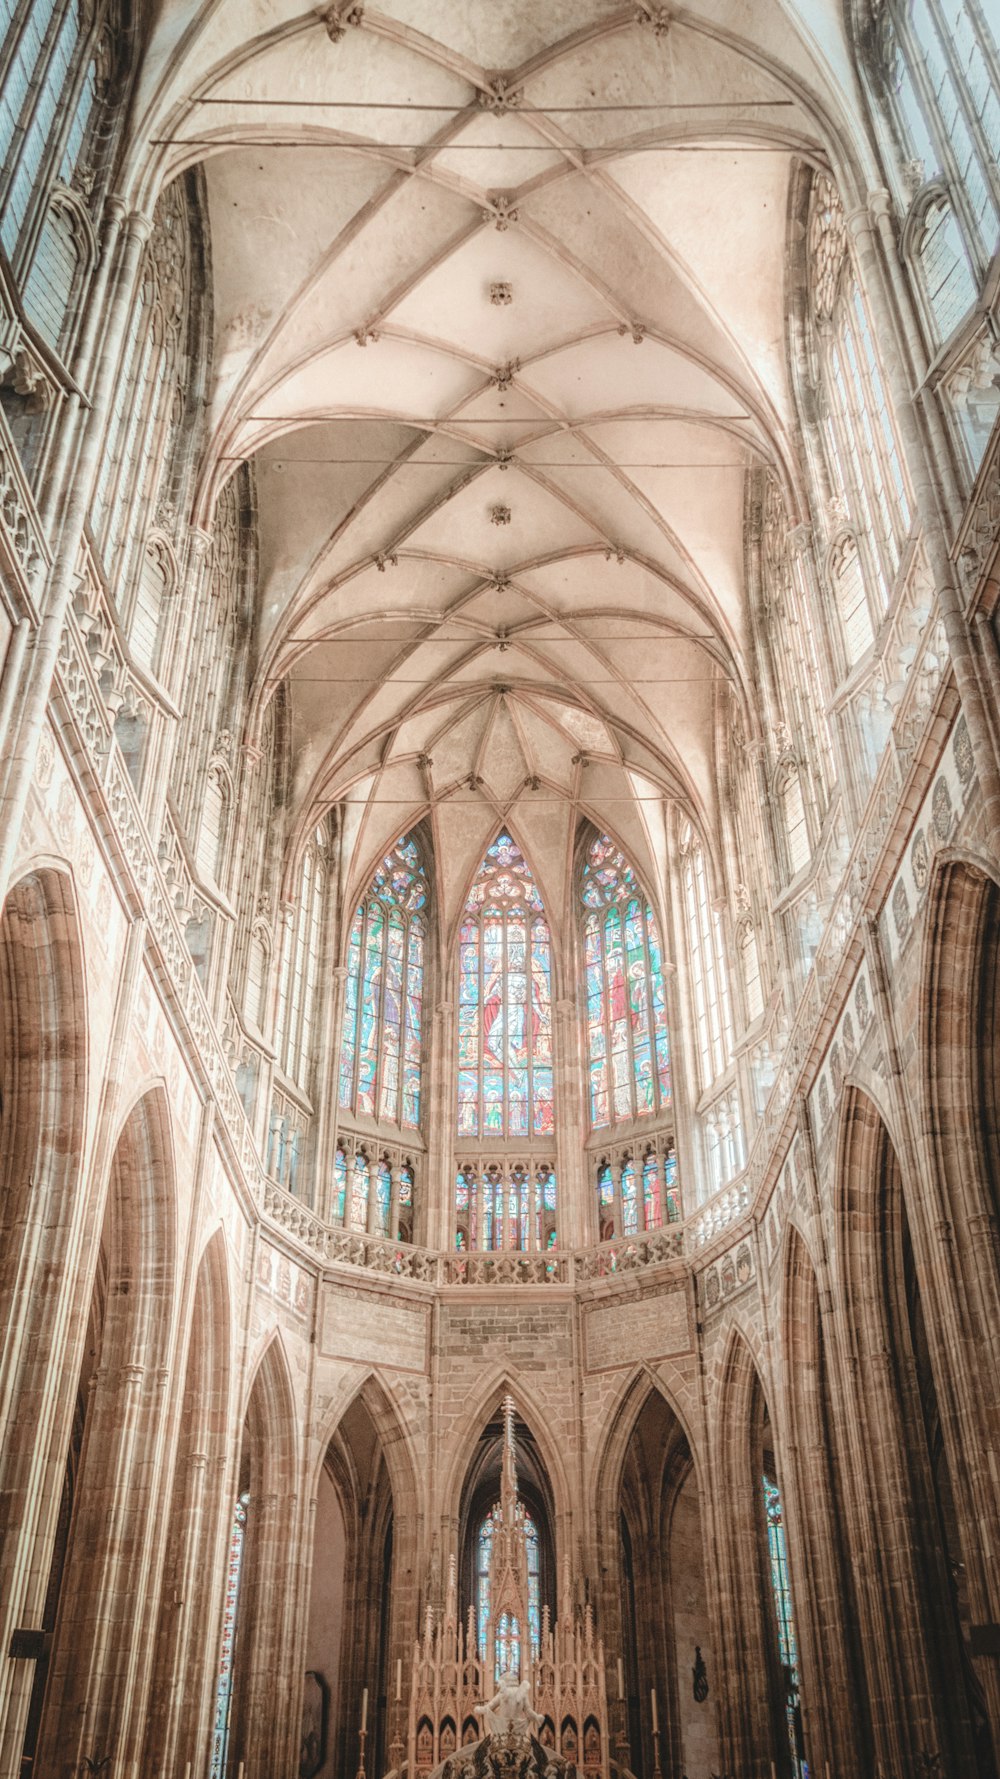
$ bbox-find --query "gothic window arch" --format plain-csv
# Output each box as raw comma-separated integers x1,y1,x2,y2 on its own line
679,822,734,1092
20,187,93,354
903,186,978,344
827,531,876,668
737,919,765,1025
476,1500,541,1679
870,0,999,285
339,833,427,1131
775,758,811,880
276,824,328,1092
244,920,271,1034
456,832,552,1141
808,174,911,647
0,0,105,263
195,758,233,890
93,179,191,591
580,832,671,1132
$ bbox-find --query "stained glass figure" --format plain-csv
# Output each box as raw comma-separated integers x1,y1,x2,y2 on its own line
456,834,552,1140
663,1145,680,1223
581,833,671,1129
339,834,427,1129
641,1151,661,1230
763,1475,807,1777
351,1151,369,1230
376,1158,391,1236
333,1144,347,1223
209,1491,249,1779
621,1158,638,1235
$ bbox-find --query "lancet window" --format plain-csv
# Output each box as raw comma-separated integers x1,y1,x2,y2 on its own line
457,834,553,1141
808,175,911,662
581,833,671,1131
679,824,733,1092
275,825,328,1092
454,1160,556,1253
0,0,101,263
339,834,426,1131
209,1490,249,1779
763,1474,805,1777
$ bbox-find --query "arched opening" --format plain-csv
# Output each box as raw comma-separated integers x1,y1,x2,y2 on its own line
33,1088,176,1776
222,1339,300,1778
458,1401,556,1673
838,1088,996,1777
0,869,87,1770
598,1383,718,1779
144,1232,233,1773
781,1226,868,1779
306,1390,407,1779
712,1337,799,1779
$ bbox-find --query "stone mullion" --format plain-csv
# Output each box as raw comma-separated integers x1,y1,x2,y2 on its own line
610,1157,624,1240
553,995,585,1250
367,1152,381,1237
422,998,455,1252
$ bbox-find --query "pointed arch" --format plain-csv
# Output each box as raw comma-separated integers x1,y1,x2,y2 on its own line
579,827,672,1133
456,831,553,1143
338,829,428,1131
437,1368,572,1537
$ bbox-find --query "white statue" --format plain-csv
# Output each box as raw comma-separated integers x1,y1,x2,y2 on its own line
475,1671,543,1740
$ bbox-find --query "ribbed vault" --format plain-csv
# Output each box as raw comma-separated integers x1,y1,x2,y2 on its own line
128,0,866,932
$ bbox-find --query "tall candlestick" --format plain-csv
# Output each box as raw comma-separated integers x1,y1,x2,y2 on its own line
650,1686,658,1733
396,1657,402,1702
617,1657,624,1700
361,1686,368,1733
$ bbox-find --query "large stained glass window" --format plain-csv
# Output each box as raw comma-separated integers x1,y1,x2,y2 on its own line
209,1490,249,1779
582,834,671,1130
476,1503,541,1681
457,834,553,1139
339,835,426,1129
763,1475,807,1778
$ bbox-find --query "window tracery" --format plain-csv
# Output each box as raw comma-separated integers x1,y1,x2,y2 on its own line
679,823,733,1092
457,833,552,1141
0,0,102,265
581,832,671,1131
339,833,426,1131
808,174,911,655
275,825,328,1093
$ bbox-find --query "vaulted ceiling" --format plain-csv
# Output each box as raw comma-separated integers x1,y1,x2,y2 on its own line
131,0,867,934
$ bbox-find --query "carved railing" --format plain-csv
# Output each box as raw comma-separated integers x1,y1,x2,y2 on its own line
327,1223,439,1283
443,1247,570,1285
0,412,48,605
574,1224,683,1278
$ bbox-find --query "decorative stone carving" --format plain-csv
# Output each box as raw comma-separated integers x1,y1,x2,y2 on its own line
491,360,520,391
490,282,513,305
483,193,520,231
491,505,511,526
616,321,646,343
478,77,523,114
635,1,671,34
323,2,363,40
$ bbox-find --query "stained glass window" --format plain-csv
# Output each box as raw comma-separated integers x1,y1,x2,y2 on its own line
456,834,553,1139
582,834,671,1129
351,1151,369,1230
763,1475,806,1777
476,1503,541,1681
210,1490,249,1779
339,834,426,1129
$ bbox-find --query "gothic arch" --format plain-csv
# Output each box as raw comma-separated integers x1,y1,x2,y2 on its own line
33,1083,179,1776
592,1364,703,1537
436,1368,573,1539
311,1367,423,1533
833,1084,992,1777
779,1222,868,1779
710,1326,790,1779
0,865,89,1773
227,1329,303,1778
144,1225,235,1772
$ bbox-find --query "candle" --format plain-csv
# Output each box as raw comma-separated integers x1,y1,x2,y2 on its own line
237,1765,244,1779
361,1686,368,1733
650,1687,658,1734
617,1657,624,1700
825,1766,831,1779
396,1658,402,1702
184,1766,192,1779
771,1764,778,1779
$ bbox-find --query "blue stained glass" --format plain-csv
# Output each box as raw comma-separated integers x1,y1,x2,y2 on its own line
581,835,673,1132
376,1159,391,1236
477,1502,542,1680
763,1475,806,1777
333,1145,347,1223
339,835,426,1130
621,1159,638,1235
209,1492,249,1779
